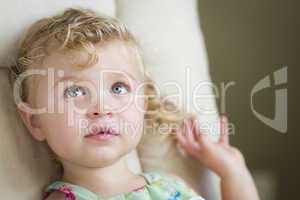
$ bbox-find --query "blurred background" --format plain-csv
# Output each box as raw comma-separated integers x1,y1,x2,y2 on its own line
198,0,298,199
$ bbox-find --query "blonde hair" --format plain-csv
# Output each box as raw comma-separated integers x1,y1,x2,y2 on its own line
9,8,141,102
9,8,191,165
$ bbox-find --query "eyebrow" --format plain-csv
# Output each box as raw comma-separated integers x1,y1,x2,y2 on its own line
117,71,138,82
53,75,83,88
53,71,138,88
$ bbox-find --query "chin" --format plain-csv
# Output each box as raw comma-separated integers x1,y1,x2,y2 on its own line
82,148,127,167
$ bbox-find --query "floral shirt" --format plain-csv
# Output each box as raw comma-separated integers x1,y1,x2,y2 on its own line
43,171,205,200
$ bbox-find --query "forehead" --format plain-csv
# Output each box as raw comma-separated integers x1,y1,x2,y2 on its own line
40,39,144,80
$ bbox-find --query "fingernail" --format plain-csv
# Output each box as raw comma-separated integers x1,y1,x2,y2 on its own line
220,113,228,122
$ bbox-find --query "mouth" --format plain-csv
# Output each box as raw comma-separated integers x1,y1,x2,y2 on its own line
84,126,120,141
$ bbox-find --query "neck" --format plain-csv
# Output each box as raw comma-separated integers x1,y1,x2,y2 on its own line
61,155,136,195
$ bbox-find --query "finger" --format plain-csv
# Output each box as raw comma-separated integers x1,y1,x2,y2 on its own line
189,116,209,146
195,129,210,148
219,114,229,146
183,118,201,150
175,125,188,146
191,115,204,142
175,120,195,155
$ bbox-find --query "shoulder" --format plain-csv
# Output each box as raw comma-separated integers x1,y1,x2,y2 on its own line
44,191,66,200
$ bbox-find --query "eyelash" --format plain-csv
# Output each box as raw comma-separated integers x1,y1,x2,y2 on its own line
63,81,131,98
111,81,131,95
63,85,87,98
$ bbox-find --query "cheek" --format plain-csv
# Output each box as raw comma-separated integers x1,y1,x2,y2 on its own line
45,116,68,139
40,112,80,153
120,103,145,141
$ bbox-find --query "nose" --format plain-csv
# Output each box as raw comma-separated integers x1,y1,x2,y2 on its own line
87,111,113,119
85,88,115,119
86,105,113,119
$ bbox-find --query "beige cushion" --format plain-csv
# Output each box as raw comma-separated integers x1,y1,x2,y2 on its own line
0,68,58,199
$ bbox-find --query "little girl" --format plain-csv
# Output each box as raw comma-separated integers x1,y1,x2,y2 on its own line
10,8,260,200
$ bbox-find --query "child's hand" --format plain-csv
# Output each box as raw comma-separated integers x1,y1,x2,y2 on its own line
176,115,260,200
176,115,246,179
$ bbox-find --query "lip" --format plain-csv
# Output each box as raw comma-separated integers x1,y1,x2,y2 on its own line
84,125,120,142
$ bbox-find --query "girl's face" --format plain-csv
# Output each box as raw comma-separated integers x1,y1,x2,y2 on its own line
22,40,147,168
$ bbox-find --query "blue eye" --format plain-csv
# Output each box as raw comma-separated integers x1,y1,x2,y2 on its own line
64,85,87,98
111,82,130,95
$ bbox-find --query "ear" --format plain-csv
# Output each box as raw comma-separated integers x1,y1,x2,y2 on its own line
17,102,46,141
